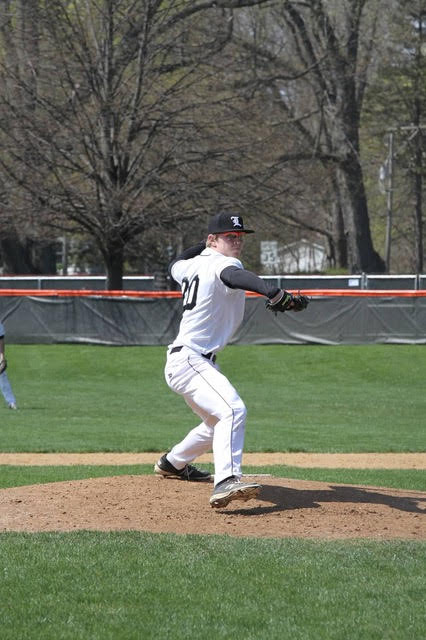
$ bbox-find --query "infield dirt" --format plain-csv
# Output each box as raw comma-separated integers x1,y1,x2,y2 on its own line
0,453,424,539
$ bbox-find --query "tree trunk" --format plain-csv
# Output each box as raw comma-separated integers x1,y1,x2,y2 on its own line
335,160,385,273
330,174,348,269
0,235,58,274
102,244,124,290
0,235,35,274
37,245,58,274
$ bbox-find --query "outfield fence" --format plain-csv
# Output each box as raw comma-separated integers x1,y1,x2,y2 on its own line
1,273,426,290
0,289,425,345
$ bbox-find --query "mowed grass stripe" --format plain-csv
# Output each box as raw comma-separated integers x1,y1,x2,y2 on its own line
0,531,424,640
1,344,425,453
0,464,424,491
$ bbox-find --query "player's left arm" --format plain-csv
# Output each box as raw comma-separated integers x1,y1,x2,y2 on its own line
220,266,309,312
220,266,281,298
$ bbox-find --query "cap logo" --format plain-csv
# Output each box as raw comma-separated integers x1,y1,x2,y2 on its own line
231,216,242,228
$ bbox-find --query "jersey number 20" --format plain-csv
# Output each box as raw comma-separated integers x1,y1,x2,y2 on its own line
182,276,199,310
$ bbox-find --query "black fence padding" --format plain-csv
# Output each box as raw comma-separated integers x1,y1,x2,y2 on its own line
1,295,425,345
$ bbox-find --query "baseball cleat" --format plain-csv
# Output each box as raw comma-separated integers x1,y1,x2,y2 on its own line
154,454,211,481
210,477,261,508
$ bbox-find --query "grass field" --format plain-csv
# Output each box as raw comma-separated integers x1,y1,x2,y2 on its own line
0,533,424,640
0,344,425,639
0,464,424,491
1,344,425,452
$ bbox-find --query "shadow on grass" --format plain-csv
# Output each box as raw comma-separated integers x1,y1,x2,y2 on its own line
227,484,426,516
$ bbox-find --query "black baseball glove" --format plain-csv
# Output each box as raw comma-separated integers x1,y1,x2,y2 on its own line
266,290,310,313
291,293,310,312
0,357,7,374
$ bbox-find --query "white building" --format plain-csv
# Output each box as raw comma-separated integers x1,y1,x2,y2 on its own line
261,239,326,273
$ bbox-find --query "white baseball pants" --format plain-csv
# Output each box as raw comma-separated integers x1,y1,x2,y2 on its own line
0,371,16,406
164,346,247,486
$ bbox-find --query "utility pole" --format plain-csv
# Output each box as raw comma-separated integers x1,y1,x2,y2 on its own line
380,132,394,273
384,132,394,273
61,236,69,275
404,124,425,274
382,126,426,274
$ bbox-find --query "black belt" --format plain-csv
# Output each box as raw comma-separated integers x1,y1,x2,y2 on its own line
170,346,216,363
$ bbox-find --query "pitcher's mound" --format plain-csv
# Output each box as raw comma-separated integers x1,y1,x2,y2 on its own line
0,475,424,539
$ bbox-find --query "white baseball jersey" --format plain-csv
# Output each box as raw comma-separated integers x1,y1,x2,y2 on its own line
170,247,246,354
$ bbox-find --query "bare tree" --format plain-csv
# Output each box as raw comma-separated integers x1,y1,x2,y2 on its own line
397,1,425,273
232,0,387,272
0,0,56,274
0,0,275,287
363,0,426,272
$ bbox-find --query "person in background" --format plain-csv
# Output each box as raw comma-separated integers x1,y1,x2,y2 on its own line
0,320,18,410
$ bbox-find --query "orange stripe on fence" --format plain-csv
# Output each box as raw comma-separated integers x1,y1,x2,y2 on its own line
273,289,426,297
0,288,425,298
296,289,426,297
0,289,181,298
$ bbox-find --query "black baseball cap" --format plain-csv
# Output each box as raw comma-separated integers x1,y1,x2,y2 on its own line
207,212,254,234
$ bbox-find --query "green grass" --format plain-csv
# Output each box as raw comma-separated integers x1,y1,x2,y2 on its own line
1,344,425,453
1,345,424,640
0,464,424,491
0,532,424,640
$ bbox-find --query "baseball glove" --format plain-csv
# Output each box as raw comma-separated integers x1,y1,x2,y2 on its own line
0,356,7,375
265,290,310,314
291,293,310,312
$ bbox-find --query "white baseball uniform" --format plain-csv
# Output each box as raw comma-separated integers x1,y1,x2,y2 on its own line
164,247,248,486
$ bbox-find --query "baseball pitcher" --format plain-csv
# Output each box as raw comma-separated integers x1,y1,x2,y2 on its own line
154,212,309,508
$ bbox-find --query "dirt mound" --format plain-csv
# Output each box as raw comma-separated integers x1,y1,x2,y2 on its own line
0,475,424,540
